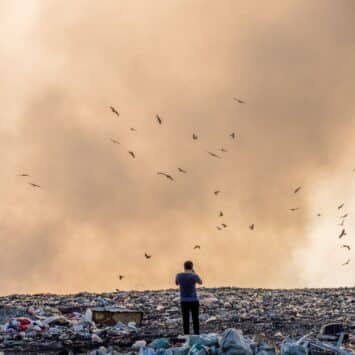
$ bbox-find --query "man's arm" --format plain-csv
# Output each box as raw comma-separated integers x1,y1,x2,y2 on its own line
175,274,180,286
195,274,203,285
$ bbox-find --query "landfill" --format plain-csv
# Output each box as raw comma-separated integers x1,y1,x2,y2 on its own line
0,287,353,354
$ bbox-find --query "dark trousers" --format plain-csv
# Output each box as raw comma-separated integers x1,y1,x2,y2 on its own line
181,301,200,335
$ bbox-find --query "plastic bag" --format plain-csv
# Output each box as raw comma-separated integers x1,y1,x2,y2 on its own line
152,338,170,349
164,347,190,355
189,334,219,347
220,328,253,355
139,347,157,355
188,344,208,355
280,340,307,355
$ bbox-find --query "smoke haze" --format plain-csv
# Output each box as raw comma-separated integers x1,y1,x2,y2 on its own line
0,0,354,294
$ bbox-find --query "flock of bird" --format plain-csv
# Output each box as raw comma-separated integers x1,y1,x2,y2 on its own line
110,102,239,261
110,99,352,279
336,202,351,266
111,101,240,281
18,97,352,282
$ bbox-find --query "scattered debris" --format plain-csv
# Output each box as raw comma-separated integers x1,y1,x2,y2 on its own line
0,288,352,353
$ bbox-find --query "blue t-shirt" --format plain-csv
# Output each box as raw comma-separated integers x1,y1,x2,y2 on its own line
176,272,202,302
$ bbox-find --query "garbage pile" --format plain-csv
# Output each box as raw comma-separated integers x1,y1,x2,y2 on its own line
131,328,276,355
0,287,352,353
89,328,352,355
0,310,138,353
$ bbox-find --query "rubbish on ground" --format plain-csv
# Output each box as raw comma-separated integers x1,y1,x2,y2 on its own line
0,288,352,353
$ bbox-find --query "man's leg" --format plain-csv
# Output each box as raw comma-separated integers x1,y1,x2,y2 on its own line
191,301,200,335
180,302,190,334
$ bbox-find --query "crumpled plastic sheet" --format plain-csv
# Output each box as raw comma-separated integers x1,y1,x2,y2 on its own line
281,335,353,355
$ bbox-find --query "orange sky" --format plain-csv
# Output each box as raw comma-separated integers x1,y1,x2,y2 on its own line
0,0,354,294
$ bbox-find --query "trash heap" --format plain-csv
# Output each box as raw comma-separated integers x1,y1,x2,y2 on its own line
131,328,276,355
0,310,138,353
0,287,352,353
0,294,140,353
99,327,352,355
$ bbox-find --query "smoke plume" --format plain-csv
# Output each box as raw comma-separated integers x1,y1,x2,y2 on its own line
0,0,354,294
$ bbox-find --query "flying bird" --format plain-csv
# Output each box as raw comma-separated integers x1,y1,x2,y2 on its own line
118,275,124,280
342,259,351,266
144,253,152,259
178,168,187,174
19,174,30,177
338,203,344,210
216,226,222,231
219,211,224,217
338,229,346,239
109,106,119,117
341,245,351,251
293,186,301,194
156,115,162,125
340,213,348,219
249,224,255,230
317,213,322,217
233,98,246,104
221,223,228,228
338,219,345,227
214,190,221,195
130,128,137,132
110,138,120,145
220,148,227,153
193,245,201,250
192,134,198,140
157,172,174,181
128,151,135,159
28,183,40,188
230,132,236,139
289,208,299,212
207,151,221,159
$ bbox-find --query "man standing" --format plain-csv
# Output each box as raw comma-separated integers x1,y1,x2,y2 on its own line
175,260,203,335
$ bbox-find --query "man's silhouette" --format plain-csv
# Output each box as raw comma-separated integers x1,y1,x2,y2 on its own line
175,260,203,334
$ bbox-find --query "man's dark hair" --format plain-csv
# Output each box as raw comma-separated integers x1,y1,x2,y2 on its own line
184,260,194,270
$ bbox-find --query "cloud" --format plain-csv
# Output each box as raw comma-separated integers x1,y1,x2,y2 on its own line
0,0,354,294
